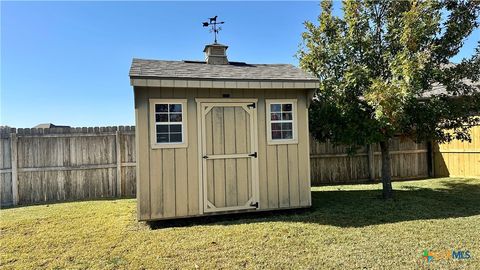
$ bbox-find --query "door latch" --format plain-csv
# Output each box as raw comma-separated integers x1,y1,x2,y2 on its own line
248,152,257,158
250,202,259,208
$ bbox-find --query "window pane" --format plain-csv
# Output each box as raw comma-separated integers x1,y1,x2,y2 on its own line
156,125,168,133
170,124,182,133
271,113,281,121
271,104,281,112
272,131,281,139
281,123,292,130
157,134,169,143
169,104,182,112
156,113,168,122
156,104,168,113
170,133,182,142
282,131,293,139
271,123,281,131
282,104,292,111
282,113,292,121
170,113,182,122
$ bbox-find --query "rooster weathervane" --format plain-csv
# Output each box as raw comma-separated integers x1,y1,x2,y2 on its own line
203,16,224,44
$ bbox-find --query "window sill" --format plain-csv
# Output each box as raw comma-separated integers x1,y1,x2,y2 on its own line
151,142,188,149
267,139,298,145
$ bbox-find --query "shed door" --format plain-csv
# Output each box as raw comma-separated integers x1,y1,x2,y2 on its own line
200,101,259,213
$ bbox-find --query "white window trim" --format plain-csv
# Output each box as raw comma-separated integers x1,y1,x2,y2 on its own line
266,99,298,145
149,99,188,149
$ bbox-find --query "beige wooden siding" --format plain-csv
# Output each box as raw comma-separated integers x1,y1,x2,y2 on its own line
255,89,269,209
186,89,199,215
135,90,151,220
135,87,312,220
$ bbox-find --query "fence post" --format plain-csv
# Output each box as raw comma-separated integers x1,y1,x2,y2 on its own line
367,144,375,181
10,133,19,206
115,130,122,197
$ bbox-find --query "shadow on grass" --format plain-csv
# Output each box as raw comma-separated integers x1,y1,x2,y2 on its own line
149,179,480,229
0,197,135,210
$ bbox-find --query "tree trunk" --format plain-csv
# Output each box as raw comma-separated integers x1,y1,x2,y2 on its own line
380,140,394,199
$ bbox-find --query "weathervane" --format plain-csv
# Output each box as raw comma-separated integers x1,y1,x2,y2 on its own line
202,16,224,44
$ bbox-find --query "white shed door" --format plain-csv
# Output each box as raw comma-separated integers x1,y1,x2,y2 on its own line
200,101,259,213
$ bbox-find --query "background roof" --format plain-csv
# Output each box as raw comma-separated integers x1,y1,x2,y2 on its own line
422,79,480,98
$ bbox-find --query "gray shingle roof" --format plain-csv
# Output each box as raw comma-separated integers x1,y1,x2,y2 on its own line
129,58,318,81
33,123,71,129
422,80,479,98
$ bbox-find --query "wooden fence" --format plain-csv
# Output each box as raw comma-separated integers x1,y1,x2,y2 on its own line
434,125,480,177
310,137,430,185
0,126,136,207
1,125,478,207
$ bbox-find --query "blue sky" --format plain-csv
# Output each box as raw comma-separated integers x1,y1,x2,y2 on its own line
1,1,479,128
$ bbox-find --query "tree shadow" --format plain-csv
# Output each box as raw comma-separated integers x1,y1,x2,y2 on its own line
304,178,480,227
433,143,451,177
149,178,480,229
0,197,135,210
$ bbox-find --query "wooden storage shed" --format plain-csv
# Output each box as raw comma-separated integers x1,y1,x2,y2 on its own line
129,43,319,221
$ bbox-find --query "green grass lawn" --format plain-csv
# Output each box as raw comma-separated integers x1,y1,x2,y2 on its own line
1,177,479,269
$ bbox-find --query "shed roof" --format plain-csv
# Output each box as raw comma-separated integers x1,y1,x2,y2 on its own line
130,59,318,81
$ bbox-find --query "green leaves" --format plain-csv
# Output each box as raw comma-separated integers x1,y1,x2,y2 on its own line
299,0,480,147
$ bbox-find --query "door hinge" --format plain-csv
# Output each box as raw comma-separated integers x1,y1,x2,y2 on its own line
248,152,257,158
203,155,209,159
250,202,259,208
247,103,256,109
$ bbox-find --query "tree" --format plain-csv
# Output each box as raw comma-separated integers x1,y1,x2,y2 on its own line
298,0,480,199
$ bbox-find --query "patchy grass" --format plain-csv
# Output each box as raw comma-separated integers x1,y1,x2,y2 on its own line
1,177,479,269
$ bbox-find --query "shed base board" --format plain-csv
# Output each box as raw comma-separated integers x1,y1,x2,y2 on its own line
139,205,311,222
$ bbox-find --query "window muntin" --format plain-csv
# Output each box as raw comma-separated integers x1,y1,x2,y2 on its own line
266,99,297,144
154,103,184,143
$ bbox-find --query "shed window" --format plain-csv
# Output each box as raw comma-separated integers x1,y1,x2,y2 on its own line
266,99,298,145
150,99,188,148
